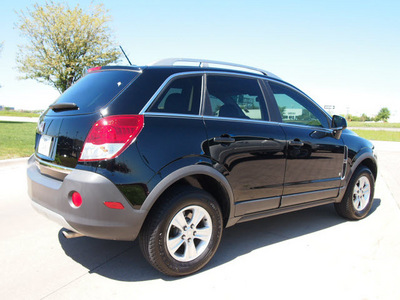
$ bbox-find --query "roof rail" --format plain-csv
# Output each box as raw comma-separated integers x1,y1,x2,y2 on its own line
150,58,281,80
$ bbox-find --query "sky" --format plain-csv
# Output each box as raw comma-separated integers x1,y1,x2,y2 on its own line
0,0,399,120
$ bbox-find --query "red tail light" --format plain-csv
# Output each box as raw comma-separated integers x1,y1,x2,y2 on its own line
87,66,102,73
79,115,144,161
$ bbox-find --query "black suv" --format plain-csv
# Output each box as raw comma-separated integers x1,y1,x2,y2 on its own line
27,58,377,276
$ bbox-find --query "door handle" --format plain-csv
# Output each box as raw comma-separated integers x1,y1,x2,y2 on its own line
289,140,304,147
213,136,235,144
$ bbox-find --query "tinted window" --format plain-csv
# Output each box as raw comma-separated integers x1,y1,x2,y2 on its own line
148,76,201,115
269,81,328,127
205,76,268,120
47,70,139,115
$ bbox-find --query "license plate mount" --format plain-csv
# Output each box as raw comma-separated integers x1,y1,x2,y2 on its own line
37,134,54,158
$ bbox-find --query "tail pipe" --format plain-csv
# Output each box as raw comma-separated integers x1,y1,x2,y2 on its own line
62,229,84,239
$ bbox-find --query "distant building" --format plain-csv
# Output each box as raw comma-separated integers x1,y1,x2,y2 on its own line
282,108,302,120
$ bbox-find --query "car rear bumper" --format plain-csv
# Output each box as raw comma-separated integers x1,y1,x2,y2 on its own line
27,155,147,241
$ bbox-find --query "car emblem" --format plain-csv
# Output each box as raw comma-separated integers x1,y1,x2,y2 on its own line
38,121,45,133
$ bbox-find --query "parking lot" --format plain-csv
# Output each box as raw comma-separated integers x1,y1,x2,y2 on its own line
1,141,400,300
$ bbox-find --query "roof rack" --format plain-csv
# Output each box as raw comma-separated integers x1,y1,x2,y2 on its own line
150,58,281,80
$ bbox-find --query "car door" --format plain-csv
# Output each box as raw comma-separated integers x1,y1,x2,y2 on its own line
266,80,346,207
139,74,210,173
203,74,287,216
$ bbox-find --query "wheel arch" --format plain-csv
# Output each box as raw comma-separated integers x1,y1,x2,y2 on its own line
336,148,377,204
349,149,378,181
141,164,235,227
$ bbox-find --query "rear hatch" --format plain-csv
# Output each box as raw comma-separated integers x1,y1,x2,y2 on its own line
35,68,141,172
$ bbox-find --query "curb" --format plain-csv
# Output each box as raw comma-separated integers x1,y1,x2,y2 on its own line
0,157,29,168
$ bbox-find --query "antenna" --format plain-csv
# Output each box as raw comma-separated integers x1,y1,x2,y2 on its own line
119,46,132,66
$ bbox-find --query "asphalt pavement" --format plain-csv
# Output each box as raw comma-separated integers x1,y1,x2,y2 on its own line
0,142,399,300
0,116,39,123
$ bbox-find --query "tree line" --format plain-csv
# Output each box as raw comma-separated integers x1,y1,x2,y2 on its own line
346,107,391,123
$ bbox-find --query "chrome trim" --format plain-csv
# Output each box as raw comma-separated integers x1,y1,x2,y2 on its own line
139,71,206,115
35,156,74,174
144,112,282,126
278,122,332,131
150,58,281,80
202,115,280,126
203,73,272,121
139,70,279,116
265,78,332,122
143,112,203,120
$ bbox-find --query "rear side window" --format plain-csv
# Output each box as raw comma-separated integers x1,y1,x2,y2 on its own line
47,70,139,115
148,76,202,115
204,75,268,121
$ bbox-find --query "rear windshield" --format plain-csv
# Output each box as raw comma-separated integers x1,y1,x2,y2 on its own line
46,70,139,115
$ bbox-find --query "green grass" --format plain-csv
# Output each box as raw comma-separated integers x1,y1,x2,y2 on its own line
0,111,41,117
0,121,37,159
353,129,400,142
348,121,400,128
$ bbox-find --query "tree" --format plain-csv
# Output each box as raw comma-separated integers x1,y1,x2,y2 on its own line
15,1,120,93
375,107,391,122
279,106,286,117
361,113,368,122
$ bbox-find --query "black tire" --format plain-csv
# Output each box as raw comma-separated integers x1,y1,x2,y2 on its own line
335,166,375,220
139,186,223,276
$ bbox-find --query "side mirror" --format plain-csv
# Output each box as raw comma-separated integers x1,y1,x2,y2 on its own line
331,115,347,139
332,115,347,129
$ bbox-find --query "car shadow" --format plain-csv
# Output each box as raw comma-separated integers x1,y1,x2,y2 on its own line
58,199,381,281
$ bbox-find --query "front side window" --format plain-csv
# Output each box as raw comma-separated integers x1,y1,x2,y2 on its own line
148,76,201,115
204,75,268,121
268,81,328,127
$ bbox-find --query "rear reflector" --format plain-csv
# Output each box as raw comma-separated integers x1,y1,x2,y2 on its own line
104,202,125,209
79,115,144,161
71,192,82,208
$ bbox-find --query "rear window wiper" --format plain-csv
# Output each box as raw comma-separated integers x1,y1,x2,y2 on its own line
49,103,79,112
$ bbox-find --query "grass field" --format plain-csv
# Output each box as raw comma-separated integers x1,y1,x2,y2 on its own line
0,121,37,160
0,111,41,118
352,129,400,142
348,121,400,128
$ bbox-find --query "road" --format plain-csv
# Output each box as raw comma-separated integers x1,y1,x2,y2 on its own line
0,116,38,123
1,142,400,300
349,127,400,132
